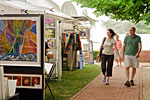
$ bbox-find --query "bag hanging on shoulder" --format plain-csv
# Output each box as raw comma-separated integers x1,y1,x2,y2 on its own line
99,37,106,57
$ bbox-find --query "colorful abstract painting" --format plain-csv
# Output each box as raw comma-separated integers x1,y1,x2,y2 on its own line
0,20,37,62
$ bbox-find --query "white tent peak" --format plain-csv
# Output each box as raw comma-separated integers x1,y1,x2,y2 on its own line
61,1,78,16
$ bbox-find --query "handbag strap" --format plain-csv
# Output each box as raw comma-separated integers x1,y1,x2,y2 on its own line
102,37,106,46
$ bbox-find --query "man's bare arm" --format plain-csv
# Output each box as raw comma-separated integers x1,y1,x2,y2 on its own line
136,43,142,58
122,43,126,60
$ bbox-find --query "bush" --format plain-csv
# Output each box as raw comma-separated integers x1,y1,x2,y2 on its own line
94,51,99,60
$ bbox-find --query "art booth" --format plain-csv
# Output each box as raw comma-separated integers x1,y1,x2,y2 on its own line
61,19,83,71
0,0,73,100
72,15,97,65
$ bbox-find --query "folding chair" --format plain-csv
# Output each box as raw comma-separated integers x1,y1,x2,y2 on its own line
45,62,56,100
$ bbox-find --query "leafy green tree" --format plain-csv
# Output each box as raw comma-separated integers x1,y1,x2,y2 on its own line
72,0,150,24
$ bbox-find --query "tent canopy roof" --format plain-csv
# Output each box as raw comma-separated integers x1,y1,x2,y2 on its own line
0,0,74,20
0,0,47,12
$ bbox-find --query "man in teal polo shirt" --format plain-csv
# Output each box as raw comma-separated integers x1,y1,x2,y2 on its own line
122,27,142,87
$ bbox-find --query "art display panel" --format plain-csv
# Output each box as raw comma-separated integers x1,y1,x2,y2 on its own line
45,15,56,62
4,74,42,89
0,17,41,66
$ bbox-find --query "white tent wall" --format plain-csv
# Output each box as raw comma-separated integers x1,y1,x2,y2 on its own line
61,1,78,16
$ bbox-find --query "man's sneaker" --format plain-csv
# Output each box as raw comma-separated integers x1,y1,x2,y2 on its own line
124,81,130,87
130,80,135,86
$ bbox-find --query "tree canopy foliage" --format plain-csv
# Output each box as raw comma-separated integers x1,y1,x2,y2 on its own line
72,0,150,24
102,20,150,34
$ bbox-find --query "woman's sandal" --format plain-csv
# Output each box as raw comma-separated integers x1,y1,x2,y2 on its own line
105,82,109,85
102,77,106,82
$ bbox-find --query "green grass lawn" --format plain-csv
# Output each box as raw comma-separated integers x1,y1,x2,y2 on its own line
45,64,101,100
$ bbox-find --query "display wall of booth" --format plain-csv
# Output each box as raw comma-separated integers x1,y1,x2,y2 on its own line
62,32,77,70
45,14,58,77
77,26,94,64
78,27,91,64
44,12,75,79
72,15,96,65
61,22,81,70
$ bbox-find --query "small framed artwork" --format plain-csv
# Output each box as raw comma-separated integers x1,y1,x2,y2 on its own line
32,77,40,87
47,51,55,60
84,51,89,58
79,28,89,39
45,28,55,38
47,39,56,50
45,17,55,28
83,44,89,51
22,76,31,86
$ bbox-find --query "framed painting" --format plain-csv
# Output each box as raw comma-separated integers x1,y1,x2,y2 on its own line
0,16,41,66
46,39,56,50
79,28,89,39
83,44,89,51
45,28,55,38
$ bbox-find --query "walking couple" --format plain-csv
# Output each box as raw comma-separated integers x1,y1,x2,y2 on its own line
96,27,142,87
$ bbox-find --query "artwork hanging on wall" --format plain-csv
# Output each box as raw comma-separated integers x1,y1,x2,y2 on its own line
45,17,55,28
0,17,41,66
79,28,89,39
4,74,42,89
45,28,55,38
46,39,56,50
83,44,89,51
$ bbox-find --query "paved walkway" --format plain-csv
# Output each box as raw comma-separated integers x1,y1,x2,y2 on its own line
142,65,150,100
69,63,150,100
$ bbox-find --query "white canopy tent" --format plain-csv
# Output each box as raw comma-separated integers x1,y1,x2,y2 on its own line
0,0,75,81
0,0,74,20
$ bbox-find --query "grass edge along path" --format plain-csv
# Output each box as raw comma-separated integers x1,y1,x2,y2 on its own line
45,64,101,100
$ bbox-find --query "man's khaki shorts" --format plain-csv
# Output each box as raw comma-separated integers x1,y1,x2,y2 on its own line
124,55,139,68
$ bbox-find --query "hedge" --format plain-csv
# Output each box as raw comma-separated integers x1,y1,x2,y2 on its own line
94,51,99,60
